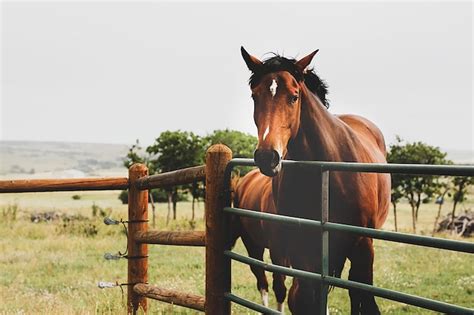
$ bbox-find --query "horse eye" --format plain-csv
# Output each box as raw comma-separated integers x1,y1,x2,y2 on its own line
290,95,299,104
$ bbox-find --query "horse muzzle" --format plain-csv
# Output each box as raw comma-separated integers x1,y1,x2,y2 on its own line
254,149,282,177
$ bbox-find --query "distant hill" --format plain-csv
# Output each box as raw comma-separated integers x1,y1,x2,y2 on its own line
0,141,472,179
0,141,129,178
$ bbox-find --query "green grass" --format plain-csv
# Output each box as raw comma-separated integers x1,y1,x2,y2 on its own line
0,192,472,314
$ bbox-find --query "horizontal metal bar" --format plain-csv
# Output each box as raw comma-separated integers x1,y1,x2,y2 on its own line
0,177,129,193
224,207,474,254
226,251,473,314
224,293,281,314
136,165,205,190
228,158,474,176
225,250,322,282
135,230,205,246
226,158,256,168
325,276,474,315
224,206,322,228
324,221,474,254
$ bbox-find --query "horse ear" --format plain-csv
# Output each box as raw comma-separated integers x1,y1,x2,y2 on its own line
241,46,263,72
295,49,319,72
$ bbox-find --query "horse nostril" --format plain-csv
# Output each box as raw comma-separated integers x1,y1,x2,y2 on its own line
270,150,281,168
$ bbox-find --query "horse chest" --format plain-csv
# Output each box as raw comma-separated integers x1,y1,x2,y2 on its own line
274,169,362,224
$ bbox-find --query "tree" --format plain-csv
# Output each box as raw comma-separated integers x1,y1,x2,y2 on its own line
390,175,404,232
190,181,205,221
450,176,474,226
147,130,204,221
123,139,145,169
205,129,257,158
206,129,258,176
387,137,451,233
432,182,451,236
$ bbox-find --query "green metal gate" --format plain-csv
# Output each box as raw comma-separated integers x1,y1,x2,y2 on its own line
222,158,474,314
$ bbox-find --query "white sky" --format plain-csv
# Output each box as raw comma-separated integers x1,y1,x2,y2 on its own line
1,1,473,151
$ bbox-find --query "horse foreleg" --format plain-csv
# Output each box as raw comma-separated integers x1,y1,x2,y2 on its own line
270,249,287,313
241,234,269,306
348,237,380,315
287,251,320,315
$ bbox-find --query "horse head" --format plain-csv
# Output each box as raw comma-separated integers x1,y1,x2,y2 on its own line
241,47,319,177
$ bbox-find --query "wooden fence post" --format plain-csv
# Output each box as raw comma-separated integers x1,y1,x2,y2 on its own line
205,144,232,315
128,163,148,314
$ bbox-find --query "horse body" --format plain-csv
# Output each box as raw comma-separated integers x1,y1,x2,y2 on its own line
232,169,288,311
277,97,391,313
241,47,391,314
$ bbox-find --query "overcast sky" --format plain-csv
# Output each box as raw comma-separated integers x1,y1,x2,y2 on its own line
1,1,472,152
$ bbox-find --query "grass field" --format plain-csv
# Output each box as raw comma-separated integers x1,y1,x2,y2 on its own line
0,191,473,314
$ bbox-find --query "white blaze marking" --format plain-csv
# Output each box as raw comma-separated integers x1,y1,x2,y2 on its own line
262,126,270,141
270,79,278,97
260,289,269,307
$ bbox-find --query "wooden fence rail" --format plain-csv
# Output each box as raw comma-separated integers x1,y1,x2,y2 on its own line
135,230,206,246
0,177,128,193
133,284,205,312
136,165,205,190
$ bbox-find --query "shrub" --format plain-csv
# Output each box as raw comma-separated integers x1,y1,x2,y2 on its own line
118,190,128,204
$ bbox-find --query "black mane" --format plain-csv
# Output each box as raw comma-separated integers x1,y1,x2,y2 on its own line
248,54,330,108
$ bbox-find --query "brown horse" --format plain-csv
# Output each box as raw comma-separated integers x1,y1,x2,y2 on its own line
241,47,391,315
230,169,288,312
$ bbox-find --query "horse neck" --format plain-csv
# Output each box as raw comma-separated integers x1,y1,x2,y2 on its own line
288,85,356,162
